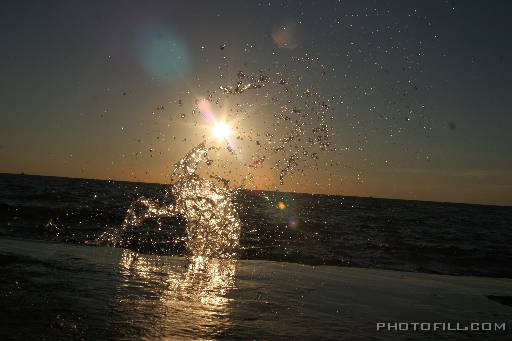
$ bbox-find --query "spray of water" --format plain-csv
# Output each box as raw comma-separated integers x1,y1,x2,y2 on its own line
98,63,338,259
97,142,241,259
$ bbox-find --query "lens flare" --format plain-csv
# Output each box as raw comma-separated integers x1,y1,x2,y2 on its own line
287,218,298,228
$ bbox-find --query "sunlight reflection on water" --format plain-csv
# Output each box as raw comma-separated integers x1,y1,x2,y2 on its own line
116,250,237,338
100,141,242,338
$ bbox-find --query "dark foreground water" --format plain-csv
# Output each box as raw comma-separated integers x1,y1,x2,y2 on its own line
1,173,512,278
1,174,512,340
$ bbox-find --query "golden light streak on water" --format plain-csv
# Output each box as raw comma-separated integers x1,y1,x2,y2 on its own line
116,249,237,338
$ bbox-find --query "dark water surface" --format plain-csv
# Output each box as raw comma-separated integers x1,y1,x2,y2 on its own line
1,173,511,278
1,238,512,341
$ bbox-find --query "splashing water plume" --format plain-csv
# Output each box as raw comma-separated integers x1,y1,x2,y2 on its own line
98,61,339,260
98,142,241,259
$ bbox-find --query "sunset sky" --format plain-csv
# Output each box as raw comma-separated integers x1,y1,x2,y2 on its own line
1,0,511,206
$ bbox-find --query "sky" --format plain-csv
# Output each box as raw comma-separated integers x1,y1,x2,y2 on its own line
1,0,511,206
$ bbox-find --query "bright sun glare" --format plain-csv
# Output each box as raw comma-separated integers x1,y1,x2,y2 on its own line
212,121,231,140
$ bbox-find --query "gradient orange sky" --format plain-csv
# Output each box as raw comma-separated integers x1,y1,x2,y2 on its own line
1,1,511,206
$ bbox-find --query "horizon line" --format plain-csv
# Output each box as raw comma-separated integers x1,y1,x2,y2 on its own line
1,172,510,208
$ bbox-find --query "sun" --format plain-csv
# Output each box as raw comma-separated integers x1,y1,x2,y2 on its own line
212,121,231,140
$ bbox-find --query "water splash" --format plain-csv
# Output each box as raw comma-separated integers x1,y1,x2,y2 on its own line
216,68,335,186
97,142,241,259
98,63,338,257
